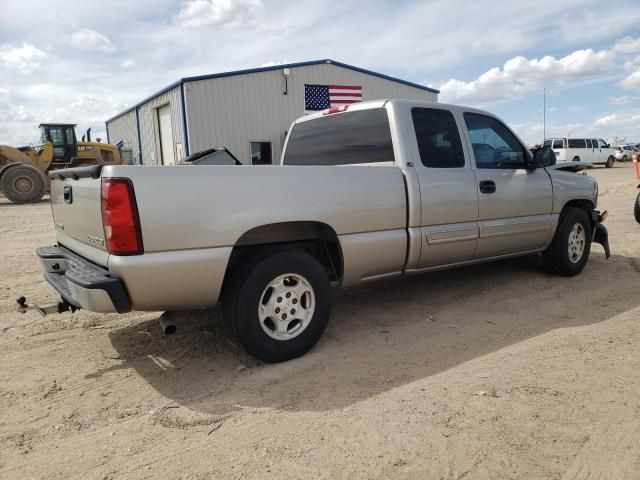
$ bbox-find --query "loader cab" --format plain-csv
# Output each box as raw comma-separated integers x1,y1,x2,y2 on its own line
40,123,77,163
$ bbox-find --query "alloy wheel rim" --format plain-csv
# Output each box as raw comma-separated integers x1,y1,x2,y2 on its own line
567,223,586,264
258,273,315,341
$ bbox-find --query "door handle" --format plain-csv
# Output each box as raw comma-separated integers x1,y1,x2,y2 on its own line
63,185,73,204
479,180,496,194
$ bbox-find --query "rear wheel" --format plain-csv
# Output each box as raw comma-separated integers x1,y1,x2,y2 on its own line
1,165,47,204
605,156,614,168
572,156,580,162
222,250,331,362
544,207,592,276
635,192,640,224
622,155,628,162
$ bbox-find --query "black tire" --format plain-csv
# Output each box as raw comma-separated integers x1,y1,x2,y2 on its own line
222,250,331,362
543,207,592,276
622,155,627,162
605,156,614,168
1,165,47,204
572,156,580,162
634,192,640,224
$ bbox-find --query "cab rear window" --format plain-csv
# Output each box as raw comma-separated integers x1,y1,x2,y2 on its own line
283,109,394,166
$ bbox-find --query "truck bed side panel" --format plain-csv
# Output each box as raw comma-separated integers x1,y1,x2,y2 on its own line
100,164,408,307
101,165,407,252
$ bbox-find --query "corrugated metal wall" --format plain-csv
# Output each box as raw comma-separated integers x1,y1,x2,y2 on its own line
106,110,140,163
185,63,437,164
137,86,184,165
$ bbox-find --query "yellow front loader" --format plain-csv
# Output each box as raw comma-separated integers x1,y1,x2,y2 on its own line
0,124,127,204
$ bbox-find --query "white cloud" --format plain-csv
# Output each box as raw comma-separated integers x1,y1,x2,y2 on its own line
0,43,48,75
609,95,637,105
175,0,262,28
593,113,640,134
70,93,99,110
613,36,640,54
594,114,619,126
120,59,135,69
623,56,640,71
259,60,290,68
440,49,615,106
68,28,116,53
439,67,526,106
620,70,640,91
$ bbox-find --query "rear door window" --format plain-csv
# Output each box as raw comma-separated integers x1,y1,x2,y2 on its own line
283,109,394,166
411,108,465,168
552,139,564,149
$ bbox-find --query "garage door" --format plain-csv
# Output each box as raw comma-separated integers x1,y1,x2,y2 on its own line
157,104,175,165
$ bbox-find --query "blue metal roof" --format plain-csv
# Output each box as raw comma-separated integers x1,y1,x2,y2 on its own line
105,59,439,123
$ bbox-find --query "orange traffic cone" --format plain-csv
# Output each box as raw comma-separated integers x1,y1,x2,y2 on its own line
633,150,640,180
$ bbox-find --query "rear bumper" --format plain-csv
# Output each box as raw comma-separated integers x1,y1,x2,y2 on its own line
36,245,131,313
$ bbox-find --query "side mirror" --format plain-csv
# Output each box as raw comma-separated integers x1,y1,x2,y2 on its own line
529,146,556,168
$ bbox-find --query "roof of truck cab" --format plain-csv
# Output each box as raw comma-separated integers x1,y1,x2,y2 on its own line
293,99,496,124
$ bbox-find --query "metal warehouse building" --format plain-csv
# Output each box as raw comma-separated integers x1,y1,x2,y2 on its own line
105,59,439,166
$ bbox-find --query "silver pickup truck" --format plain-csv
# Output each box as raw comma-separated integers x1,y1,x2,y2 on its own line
35,100,609,362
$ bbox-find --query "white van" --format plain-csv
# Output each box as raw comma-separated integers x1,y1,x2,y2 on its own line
544,138,616,167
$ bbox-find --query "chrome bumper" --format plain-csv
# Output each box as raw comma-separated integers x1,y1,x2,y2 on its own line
36,245,131,313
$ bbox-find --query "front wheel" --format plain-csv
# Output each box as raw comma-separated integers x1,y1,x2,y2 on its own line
605,156,614,168
544,207,592,276
222,250,331,362
622,155,628,162
635,192,640,224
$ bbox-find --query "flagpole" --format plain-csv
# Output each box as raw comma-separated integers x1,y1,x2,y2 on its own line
543,88,546,143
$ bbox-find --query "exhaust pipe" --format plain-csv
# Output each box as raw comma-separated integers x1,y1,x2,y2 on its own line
158,312,177,335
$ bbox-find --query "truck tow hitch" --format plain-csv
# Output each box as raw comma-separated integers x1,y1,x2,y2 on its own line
16,296,77,317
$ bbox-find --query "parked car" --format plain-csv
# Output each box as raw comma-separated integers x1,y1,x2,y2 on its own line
544,137,616,167
35,100,610,362
615,144,635,162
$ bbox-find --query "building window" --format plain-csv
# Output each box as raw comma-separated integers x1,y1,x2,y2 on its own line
251,142,272,165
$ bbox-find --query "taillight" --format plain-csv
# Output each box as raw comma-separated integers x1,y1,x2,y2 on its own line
101,178,143,255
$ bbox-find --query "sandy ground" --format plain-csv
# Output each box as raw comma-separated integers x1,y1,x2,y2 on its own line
0,164,639,480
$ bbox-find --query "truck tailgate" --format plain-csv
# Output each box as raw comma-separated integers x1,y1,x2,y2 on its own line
49,166,109,267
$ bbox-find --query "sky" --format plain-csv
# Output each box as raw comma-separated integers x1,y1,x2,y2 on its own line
1,0,640,147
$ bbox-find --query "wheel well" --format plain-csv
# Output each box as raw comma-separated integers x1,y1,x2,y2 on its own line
222,221,343,294
561,199,594,224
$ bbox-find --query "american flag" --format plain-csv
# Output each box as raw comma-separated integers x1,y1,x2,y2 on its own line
304,84,363,112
